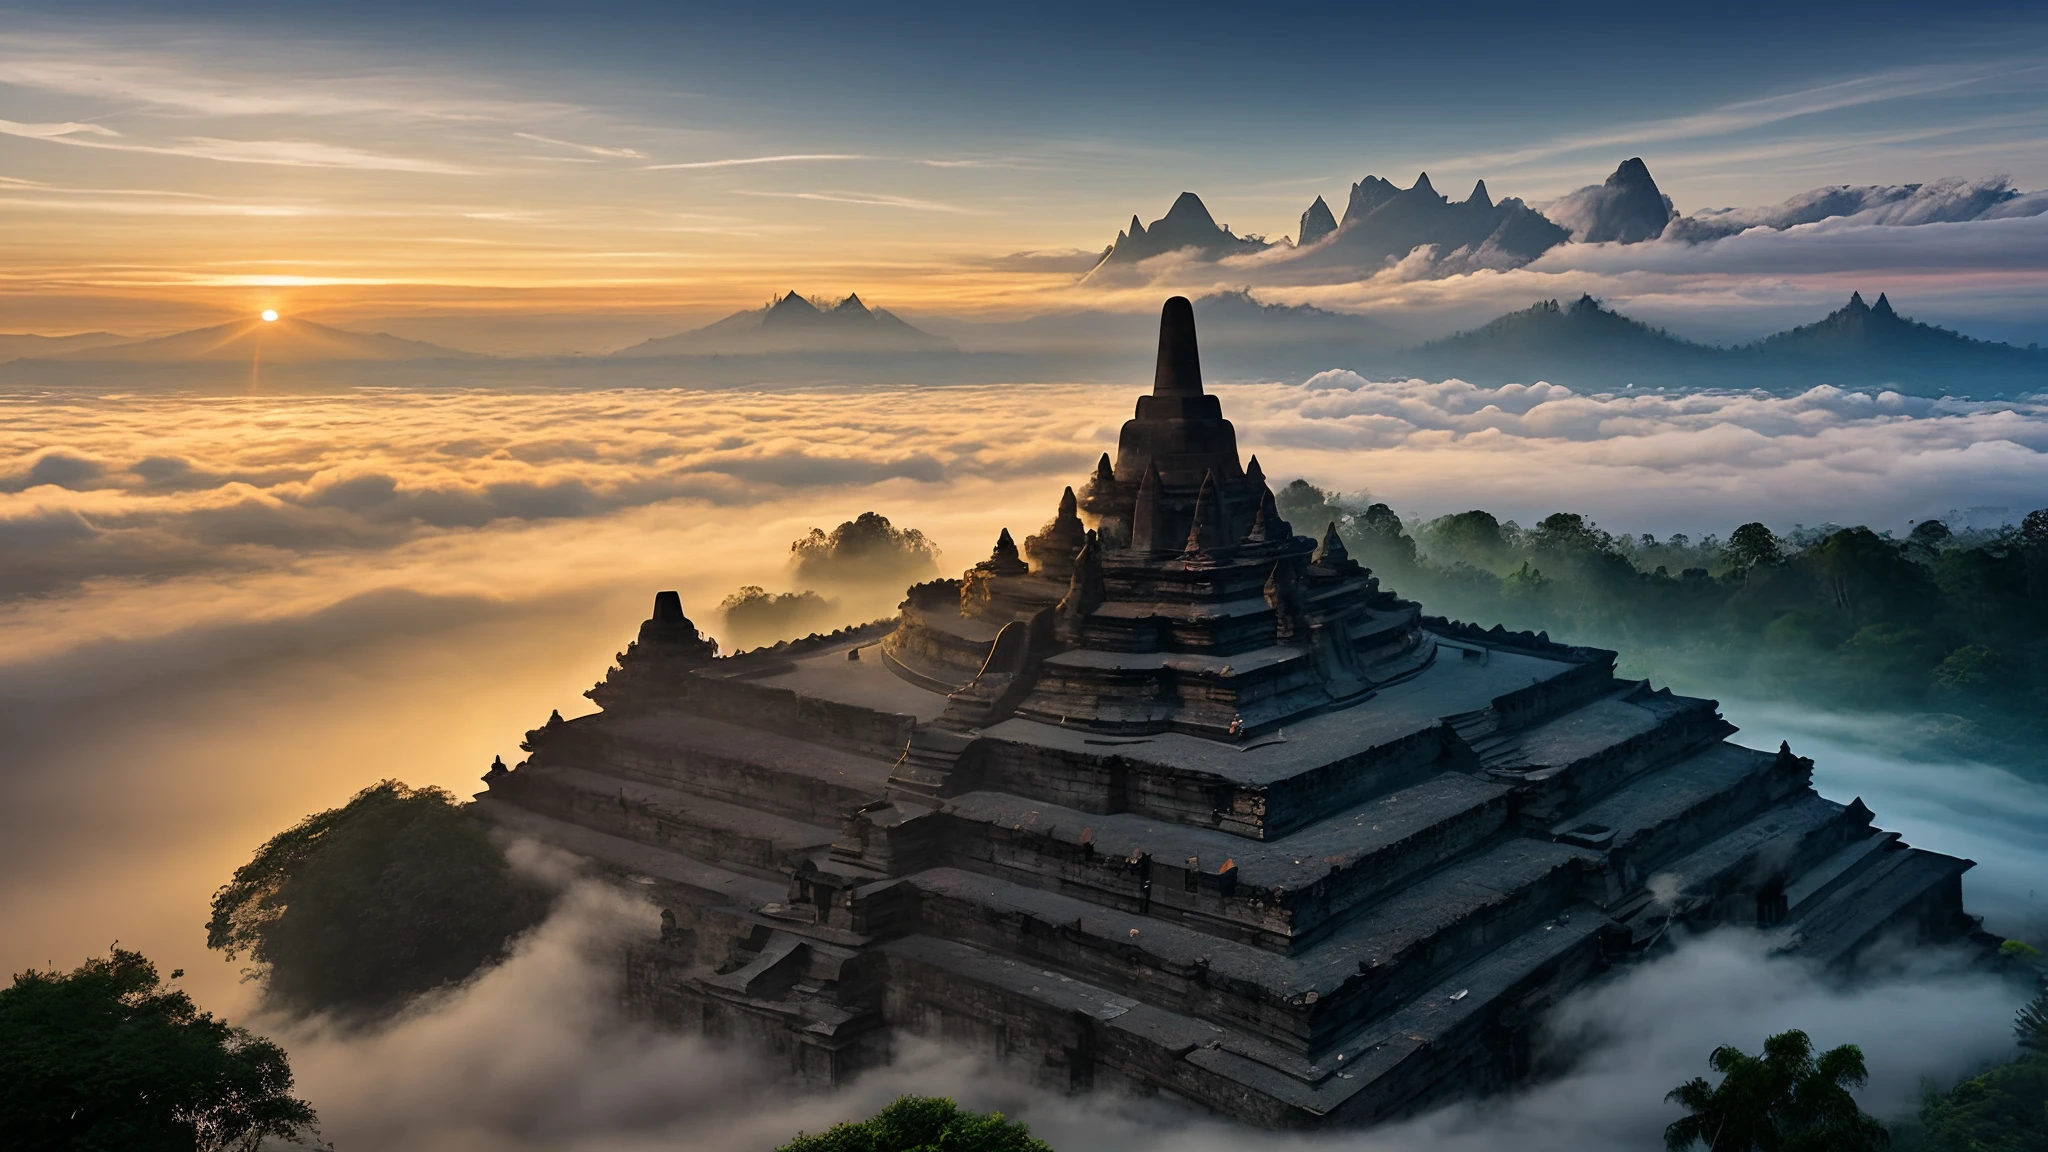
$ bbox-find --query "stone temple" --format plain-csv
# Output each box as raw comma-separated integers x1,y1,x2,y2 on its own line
480,297,1978,1128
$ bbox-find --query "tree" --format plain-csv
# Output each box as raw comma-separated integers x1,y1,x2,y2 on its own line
1729,523,1785,570
1274,479,1357,538
208,780,551,1019
778,1095,1053,1152
791,512,940,587
0,949,317,1150
1665,1029,1888,1152
719,585,841,649
2020,988,2048,1054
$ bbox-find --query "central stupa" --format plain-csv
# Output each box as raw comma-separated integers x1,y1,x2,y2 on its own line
481,297,1978,1128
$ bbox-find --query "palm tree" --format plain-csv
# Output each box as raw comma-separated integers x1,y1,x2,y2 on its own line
1665,1030,1888,1152
2019,989,2048,1053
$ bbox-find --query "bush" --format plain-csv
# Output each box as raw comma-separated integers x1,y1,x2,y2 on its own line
779,1095,1053,1152
0,949,316,1150
207,780,551,1018
791,512,940,587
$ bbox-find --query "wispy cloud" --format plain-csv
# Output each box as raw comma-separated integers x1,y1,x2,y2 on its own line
3,123,478,174
0,39,579,123
1440,60,2048,174
0,118,120,140
642,153,865,171
513,132,647,160
739,190,976,213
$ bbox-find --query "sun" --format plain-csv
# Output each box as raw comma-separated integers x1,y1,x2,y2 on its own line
261,309,279,322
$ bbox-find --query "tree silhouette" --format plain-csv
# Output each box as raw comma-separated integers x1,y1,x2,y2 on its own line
2019,989,2048,1054
1665,1029,1888,1152
0,949,316,1150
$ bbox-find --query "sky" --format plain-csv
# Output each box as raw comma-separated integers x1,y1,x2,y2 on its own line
6,1,2048,344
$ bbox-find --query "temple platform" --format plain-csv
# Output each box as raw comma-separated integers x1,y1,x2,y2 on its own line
479,296,1980,1129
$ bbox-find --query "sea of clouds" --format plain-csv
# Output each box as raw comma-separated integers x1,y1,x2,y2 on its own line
3,376,2045,1149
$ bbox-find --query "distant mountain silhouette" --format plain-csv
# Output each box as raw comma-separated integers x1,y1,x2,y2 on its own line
1745,291,2047,382
0,331,131,363
614,291,953,357
1405,294,1716,383
1393,292,2048,396
1544,157,1675,243
1089,192,1273,269
1290,172,1570,274
43,317,477,363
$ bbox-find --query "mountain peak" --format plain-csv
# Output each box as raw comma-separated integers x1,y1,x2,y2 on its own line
1410,172,1438,199
1298,195,1338,246
1093,191,1270,269
1163,191,1219,229
834,293,870,315
771,291,819,314
1467,180,1492,209
1549,157,1675,244
1846,291,1870,314
1872,292,1895,318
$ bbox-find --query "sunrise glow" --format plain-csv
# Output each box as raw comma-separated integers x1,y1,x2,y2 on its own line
261,310,279,322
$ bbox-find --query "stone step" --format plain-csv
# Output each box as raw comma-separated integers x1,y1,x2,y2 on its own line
902,831,1594,1055
494,764,837,881
878,903,1613,1127
1784,832,1897,918
588,712,892,824
1484,685,1736,824
1636,793,1863,929
476,795,784,909
1548,741,1809,894
1181,905,1613,1125
937,770,1514,952
1781,846,1973,965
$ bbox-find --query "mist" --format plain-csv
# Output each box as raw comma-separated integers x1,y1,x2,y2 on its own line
3,374,2044,1146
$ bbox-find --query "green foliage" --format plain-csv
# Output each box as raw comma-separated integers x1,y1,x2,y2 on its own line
0,948,317,1150
2021,990,2048,1054
792,511,940,586
1274,478,1361,539
777,1095,1054,1152
1665,1029,1889,1152
1730,522,1786,569
208,780,550,1019
1318,492,2048,771
1894,1054,2048,1152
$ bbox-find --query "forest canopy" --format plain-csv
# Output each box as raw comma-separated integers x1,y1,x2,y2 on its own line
1276,483,2048,772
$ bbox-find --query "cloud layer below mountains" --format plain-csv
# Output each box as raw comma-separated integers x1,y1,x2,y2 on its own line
4,380,2042,625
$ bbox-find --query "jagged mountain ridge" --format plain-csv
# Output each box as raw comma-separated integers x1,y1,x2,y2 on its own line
614,291,955,357
1085,157,2048,283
